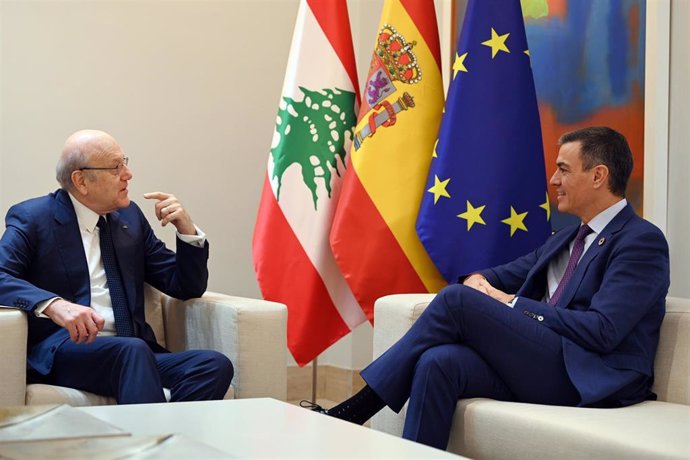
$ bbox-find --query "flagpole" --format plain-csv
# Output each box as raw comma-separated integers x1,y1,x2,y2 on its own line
311,357,318,403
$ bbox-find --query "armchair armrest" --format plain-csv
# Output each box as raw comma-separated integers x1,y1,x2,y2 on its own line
160,292,288,401
371,293,435,436
372,294,435,358
0,309,28,405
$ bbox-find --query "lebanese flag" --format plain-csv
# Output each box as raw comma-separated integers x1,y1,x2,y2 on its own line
330,0,447,321
252,0,365,366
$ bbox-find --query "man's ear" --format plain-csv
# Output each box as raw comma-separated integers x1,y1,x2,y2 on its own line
592,165,609,189
71,170,88,195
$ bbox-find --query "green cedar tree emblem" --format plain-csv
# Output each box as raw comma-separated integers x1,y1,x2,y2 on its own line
272,87,357,210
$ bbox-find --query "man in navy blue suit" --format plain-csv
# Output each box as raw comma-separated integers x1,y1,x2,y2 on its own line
314,127,670,449
0,129,233,404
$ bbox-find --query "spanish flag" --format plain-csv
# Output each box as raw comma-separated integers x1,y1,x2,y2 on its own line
330,0,445,321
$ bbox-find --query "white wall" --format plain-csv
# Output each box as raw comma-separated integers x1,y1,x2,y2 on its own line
1,0,687,371
667,0,690,298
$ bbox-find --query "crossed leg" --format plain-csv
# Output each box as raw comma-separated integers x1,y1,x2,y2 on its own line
361,284,579,448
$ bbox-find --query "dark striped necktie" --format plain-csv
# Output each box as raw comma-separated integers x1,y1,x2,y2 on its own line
97,216,134,336
549,225,593,306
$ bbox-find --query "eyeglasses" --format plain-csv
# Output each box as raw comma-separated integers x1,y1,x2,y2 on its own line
80,157,129,174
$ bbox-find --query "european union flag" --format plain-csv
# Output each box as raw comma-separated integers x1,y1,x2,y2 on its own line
416,0,551,282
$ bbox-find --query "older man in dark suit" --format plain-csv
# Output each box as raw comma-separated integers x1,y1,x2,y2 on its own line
0,129,233,404
314,127,670,449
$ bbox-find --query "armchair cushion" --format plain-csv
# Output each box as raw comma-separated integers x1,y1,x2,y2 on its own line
144,283,166,349
25,384,122,406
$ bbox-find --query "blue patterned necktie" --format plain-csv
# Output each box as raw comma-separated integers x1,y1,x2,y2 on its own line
548,225,593,306
97,216,135,336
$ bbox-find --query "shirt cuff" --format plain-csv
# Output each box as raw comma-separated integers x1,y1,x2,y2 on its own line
506,296,519,308
35,297,61,317
177,224,206,248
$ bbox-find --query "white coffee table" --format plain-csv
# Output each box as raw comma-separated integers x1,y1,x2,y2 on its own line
80,398,464,458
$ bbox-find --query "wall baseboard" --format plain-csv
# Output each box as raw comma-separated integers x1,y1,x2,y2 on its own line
288,364,366,403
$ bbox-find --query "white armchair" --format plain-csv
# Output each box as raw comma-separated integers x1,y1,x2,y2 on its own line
370,294,690,459
0,286,287,406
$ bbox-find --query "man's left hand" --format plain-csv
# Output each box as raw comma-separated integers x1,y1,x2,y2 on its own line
475,278,514,304
144,192,196,235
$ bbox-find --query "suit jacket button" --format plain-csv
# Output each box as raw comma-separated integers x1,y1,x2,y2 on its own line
537,315,544,322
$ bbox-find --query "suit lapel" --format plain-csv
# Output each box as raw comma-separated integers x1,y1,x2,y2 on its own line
52,190,90,304
558,205,635,307
108,211,137,314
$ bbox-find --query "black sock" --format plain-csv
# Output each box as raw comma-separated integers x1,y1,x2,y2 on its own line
327,385,386,425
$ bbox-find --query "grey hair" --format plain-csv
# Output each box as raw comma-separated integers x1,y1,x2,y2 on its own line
56,148,88,191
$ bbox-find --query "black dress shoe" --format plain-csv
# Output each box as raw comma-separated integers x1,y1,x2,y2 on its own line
299,400,328,414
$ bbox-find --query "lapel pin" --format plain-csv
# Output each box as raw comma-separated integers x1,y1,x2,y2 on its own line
598,237,605,246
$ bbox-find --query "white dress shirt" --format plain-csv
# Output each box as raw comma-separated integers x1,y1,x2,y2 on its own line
36,193,205,336
544,198,627,302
